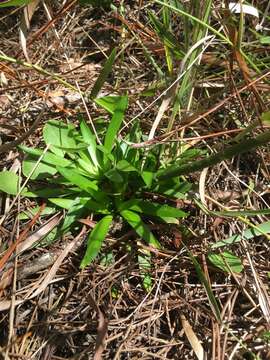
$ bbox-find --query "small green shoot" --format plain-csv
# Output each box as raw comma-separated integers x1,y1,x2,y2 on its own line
208,251,243,273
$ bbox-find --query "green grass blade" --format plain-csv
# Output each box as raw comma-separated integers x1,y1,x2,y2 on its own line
138,251,152,292
79,119,99,168
19,146,72,167
211,220,270,249
90,48,117,99
194,200,270,218
118,199,187,218
154,0,232,45
120,210,161,249
56,166,106,202
148,11,183,59
188,250,221,322
61,198,86,233
80,215,113,268
56,166,98,193
158,131,270,179
104,95,128,152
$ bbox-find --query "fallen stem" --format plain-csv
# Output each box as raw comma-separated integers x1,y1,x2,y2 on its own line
157,131,270,179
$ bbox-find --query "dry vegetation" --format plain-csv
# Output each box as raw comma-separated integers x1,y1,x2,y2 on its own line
0,1,270,359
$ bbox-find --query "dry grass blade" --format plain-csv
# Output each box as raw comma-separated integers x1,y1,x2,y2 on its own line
19,0,40,62
0,107,45,155
0,203,46,271
244,242,270,325
148,91,172,140
180,314,205,360
0,227,86,312
16,213,62,254
27,227,86,299
88,293,108,360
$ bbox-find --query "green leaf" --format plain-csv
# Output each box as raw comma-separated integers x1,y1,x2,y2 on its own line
159,217,179,224
0,0,32,7
61,198,86,233
120,210,161,248
118,199,187,218
208,251,243,273
0,171,20,195
262,331,270,340
23,157,58,180
261,111,270,124
19,206,56,220
57,167,108,203
141,171,154,187
138,250,152,292
188,251,221,322
49,196,109,214
104,168,124,183
211,220,270,249
79,119,99,168
80,118,94,143
32,187,78,198
90,48,117,99
95,95,124,114
148,11,183,59
104,95,128,152
259,36,270,45
43,120,76,156
76,158,98,177
213,209,270,217
156,180,192,198
56,166,99,197
19,146,72,167
80,215,113,268
48,198,75,209
116,160,137,172
100,251,114,267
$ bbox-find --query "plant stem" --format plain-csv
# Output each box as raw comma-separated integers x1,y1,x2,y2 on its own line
158,131,270,179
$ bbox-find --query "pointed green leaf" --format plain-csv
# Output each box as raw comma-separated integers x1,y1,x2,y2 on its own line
49,198,75,209
43,120,76,156
116,160,137,172
208,251,243,273
105,168,124,183
148,11,183,58
80,120,100,168
138,250,152,292
80,215,113,268
56,166,98,195
211,220,270,249
49,196,109,214
95,95,123,114
141,171,154,187
90,48,117,99
23,157,58,180
19,146,72,167
188,251,221,322
77,158,99,177
104,95,128,152
0,171,20,195
118,199,187,218
61,198,86,233
120,209,161,248
56,167,108,202
19,206,56,220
